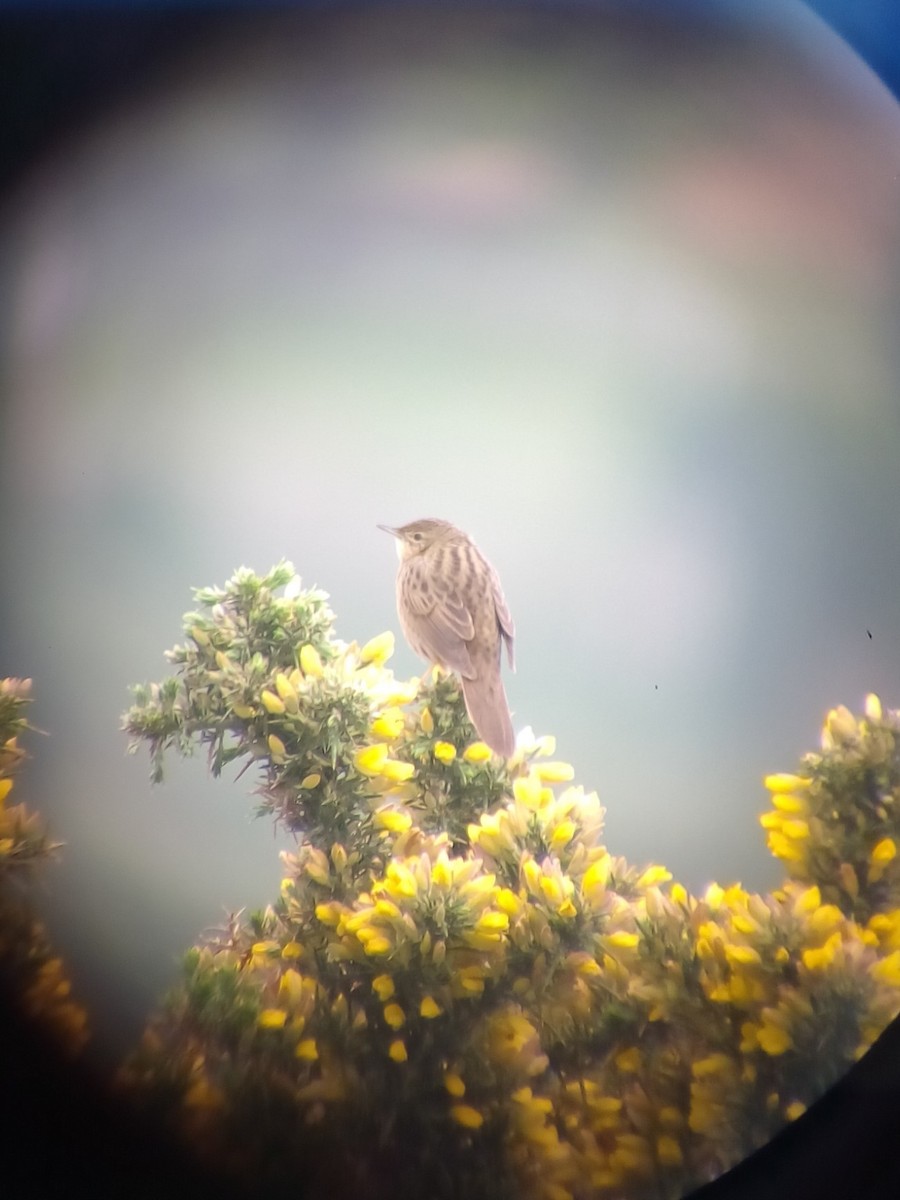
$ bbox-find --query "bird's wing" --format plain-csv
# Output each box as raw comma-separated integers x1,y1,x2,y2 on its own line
490,568,516,672
401,559,476,677
402,610,475,677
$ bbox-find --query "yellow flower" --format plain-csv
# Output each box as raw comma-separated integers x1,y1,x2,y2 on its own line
607,931,639,950
865,693,883,722
295,1038,319,1060
450,1104,484,1130
781,819,810,840
731,913,761,936
793,885,821,915
767,831,804,862
232,704,255,719
870,950,900,987
764,773,812,793
802,932,841,972
513,773,544,810
824,705,857,745
868,910,900,951
420,995,442,1018
274,672,299,712
808,905,843,936
388,1038,407,1062
258,1008,287,1029
361,934,393,957
550,820,577,850
433,741,457,764
267,734,287,760
251,940,281,958
785,1101,807,1121
485,1009,542,1068
426,853,452,890
495,888,522,916
314,902,342,926
871,838,897,866
658,1106,683,1129
381,759,415,782
444,1071,466,1097
304,847,331,884
692,1054,734,1078
460,931,501,954
757,1022,791,1056
463,742,492,764
581,857,610,902
331,843,348,872
370,708,406,739
566,951,601,977
615,1048,641,1073
724,944,761,967
278,972,308,1014
611,1133,653,1173
637,865,672,889
384,680,419,705
770,790,809,815
260,689,285,714
374,809,412,834
539,874,563,905
282,942,302,959
533,733,556,757
383,1003,405,1030
534,761,575,783
728,974,764,1004
670,882,688,906
475,911,509,933
360,631,395,665
354,743,389,776
300,773,321,789
372,974,395,1000
299,644,324,678
384,860,418,898
656,1134,683,1167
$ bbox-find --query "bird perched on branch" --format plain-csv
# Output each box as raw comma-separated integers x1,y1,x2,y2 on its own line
378,518,516,757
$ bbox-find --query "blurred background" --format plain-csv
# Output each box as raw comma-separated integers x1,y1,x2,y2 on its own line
1,1,900,1067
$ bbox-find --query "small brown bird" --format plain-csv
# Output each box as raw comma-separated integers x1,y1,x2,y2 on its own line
378,518,516,757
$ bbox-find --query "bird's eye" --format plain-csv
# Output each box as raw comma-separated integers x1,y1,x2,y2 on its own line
412,532,423,542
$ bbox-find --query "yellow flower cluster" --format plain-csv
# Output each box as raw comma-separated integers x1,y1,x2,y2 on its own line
122,573,900,1200
0,679,89,1056
759,697,900,915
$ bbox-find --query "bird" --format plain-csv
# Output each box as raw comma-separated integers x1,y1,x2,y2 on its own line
377,518,516,757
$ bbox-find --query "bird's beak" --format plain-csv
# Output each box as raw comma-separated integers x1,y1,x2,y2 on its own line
377,524,400,538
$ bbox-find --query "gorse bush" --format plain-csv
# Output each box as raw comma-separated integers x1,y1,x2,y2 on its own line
0,678,89,1055
120,564,900,1200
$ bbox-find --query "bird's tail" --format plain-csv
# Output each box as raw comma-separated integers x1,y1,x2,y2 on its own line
461,671,515,758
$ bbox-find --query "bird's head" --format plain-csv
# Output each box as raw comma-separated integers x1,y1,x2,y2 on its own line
377,518,462,561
